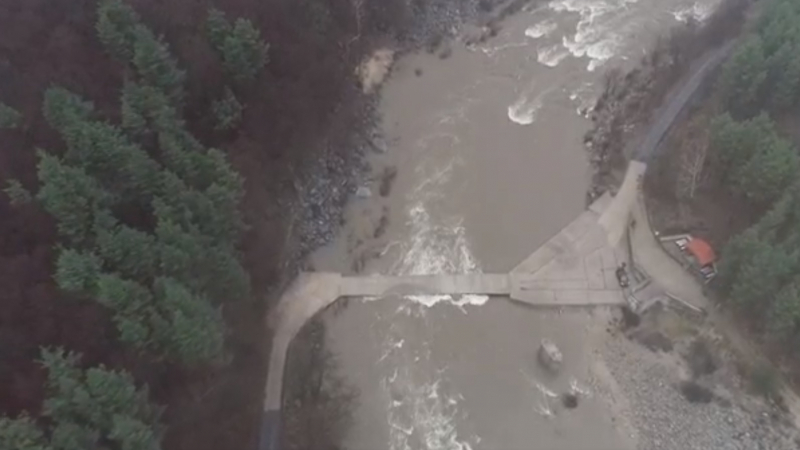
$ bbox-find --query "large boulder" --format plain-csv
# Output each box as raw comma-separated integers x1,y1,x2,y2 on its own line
538,339,563,373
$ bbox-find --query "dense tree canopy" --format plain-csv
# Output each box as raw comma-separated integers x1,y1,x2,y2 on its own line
718,0,800,116
35,0,253,366
712,0,800,347
710,112,797,204
0,0,268,444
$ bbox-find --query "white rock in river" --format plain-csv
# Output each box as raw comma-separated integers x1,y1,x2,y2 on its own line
355,186,372,198
538,339,563,373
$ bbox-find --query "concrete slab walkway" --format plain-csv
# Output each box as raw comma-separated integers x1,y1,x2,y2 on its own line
262,190,633,442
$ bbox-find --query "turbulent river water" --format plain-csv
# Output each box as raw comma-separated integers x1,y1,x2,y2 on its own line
310,0,721,449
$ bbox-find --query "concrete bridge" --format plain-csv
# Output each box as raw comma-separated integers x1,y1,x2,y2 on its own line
259,162,645,449
257,42,735,450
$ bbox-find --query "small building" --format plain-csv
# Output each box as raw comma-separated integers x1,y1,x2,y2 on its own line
663,234,718,283
685,237,717,282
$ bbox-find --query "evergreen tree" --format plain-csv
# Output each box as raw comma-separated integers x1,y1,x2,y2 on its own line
55,248,103,295
730,241,796,314
0,416,48,450
40,349,162,449
709,112,796,203
42,87,94,137
718,35,767,117
121,80,182,136
709,112,770,176
212,86,243,130
767,280,800,342
205,8,268,82
4,179,32,205
758,0,800,55
153,277,225,364
35,0,249,369
153,209,248,303
731,133,798,204
95,223,159,281
154,167,244,247
131,26,186,104
96,0,141,61
36,150,114,244
0,350,163,449
95,273,157,348
766,42,800,110
716,228,762,295
755,191,792,239
49,421,98,450
43,86,163,200
205,8,230,49
0,102,22,129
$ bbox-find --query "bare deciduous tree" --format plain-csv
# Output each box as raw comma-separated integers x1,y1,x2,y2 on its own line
676,116,710,200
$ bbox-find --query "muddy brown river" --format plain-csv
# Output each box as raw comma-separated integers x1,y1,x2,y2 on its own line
310,0,721,449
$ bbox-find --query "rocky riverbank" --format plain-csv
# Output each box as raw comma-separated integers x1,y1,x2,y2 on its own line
601,306,799,450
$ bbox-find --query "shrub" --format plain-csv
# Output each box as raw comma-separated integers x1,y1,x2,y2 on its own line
750,363,780,400
212,86,243,130
206,8,269,82
0,102,21,129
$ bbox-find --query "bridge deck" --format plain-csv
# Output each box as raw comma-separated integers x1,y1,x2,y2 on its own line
340,273,511,297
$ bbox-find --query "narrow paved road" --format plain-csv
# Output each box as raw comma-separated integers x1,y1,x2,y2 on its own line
635,41,735,163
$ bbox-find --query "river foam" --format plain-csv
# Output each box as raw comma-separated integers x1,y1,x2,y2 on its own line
672,0,720,23
549,0,640,71
525,19,558,39
537,44,570,67
377,97,487,449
